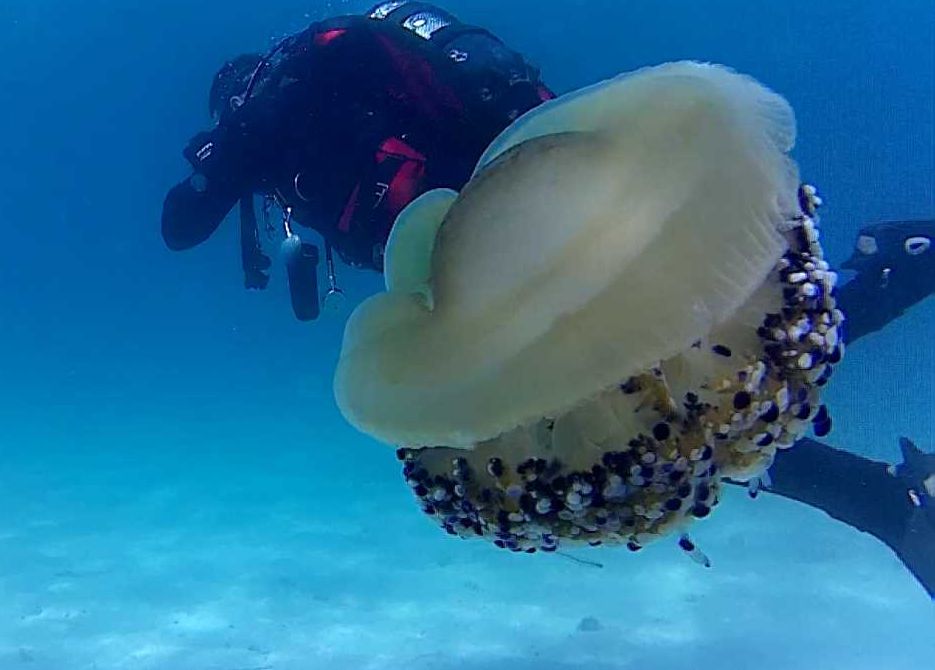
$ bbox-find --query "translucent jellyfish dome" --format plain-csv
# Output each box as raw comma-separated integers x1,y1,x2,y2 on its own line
334,62,844,555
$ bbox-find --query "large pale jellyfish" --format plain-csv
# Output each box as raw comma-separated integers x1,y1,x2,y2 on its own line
334,62,844,558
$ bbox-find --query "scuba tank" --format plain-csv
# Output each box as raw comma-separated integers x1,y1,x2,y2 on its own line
265,198,345,322
276,205,323,322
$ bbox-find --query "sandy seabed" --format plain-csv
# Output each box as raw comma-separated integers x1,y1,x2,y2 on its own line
1,425,933,670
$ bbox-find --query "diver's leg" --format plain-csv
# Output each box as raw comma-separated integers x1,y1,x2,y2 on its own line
740,438,935,598
763,439,906,540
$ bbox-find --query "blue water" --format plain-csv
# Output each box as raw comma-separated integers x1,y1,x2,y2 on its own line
1,1,933,667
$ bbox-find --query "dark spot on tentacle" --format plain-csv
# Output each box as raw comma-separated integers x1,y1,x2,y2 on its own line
733,391,752,410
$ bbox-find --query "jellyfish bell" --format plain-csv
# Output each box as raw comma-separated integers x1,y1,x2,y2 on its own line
338,62,797,446
334,61,844,554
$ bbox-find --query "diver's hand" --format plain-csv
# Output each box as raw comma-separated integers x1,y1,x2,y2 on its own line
244,253,272,290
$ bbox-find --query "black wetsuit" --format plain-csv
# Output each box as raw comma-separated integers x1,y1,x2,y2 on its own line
162,2,553,273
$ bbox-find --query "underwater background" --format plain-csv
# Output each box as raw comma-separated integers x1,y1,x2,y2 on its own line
1,0,933,667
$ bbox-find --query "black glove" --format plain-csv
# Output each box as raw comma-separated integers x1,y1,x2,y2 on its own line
244,252,272,290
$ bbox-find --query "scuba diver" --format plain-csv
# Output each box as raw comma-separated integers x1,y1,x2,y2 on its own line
160,2,935,596
161,1,553,321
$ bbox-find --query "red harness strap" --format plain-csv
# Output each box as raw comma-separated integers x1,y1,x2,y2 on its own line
337,183,362,233
537,84,557,102
377,137,427,214
314,28,348,47
337,136,427,242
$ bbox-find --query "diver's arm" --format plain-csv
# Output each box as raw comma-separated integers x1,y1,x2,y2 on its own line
742,440,935,598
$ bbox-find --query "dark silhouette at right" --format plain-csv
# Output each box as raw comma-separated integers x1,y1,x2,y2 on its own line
752,219,935,598
767,436,934,597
